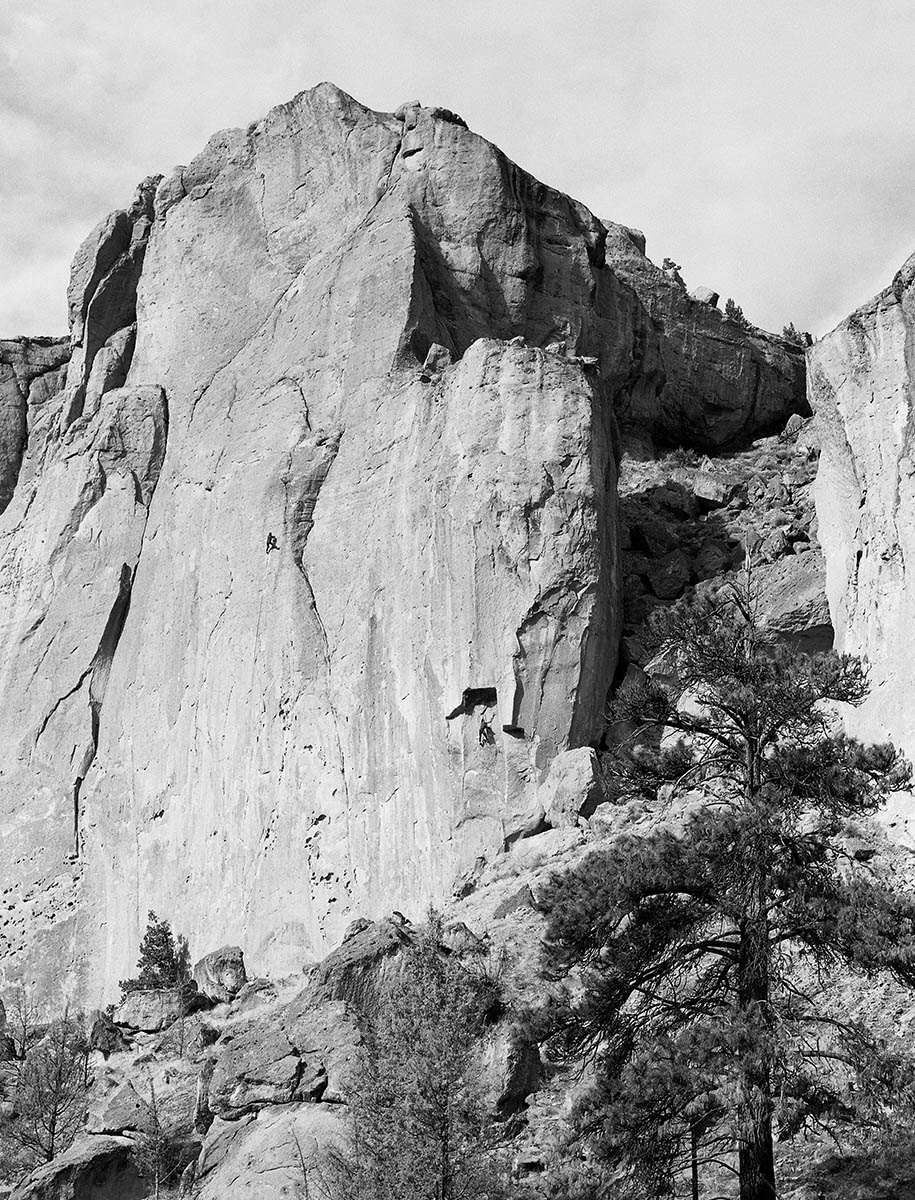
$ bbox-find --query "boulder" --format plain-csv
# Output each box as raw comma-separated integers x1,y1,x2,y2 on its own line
88,1010,130,1058
650,481,699,517
646,549,692,599
486,1028,542,1117
420,341,453,376
10,1135,142,1200
690,286,720,307
86,1081,152,1134
780,412,808,442
694,539,732,580
307,915,414,1004
193,946,248,1003
631,513,679,556
685,470,742,507
113,985,204,1033
208,1023,303,1118
537,747,604,826
228,978,279,1014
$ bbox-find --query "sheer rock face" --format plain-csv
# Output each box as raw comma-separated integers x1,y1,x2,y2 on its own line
0,85,626,999
810,251,915,755
602,221,808,448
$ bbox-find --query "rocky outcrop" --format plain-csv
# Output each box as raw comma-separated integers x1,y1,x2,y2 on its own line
0,337,70,514
9,1135,142,1200
810,250,915,756
113,985,204,1033
193,946,248,1003
193,1104,344,1200
207,997,360,1118
308,913,414,1004
603,221,808,449
617,428,828,666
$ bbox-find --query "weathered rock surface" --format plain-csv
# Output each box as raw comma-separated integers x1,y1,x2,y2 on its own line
1,85,639,998
88,1010,130,1058
603,221,808,448
85,1081,152,1135
537,746,603,827
208,996,360,1118
193,946,247,1003
113,985,204,1032
617,433,827,661
307,913,414,1003
0,337,70,515
193,1104,344,1200
9,1135,142,1200
810,250,915,755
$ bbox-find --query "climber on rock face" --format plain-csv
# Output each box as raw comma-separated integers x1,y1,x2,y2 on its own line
478,712,495,747
265,532,278,554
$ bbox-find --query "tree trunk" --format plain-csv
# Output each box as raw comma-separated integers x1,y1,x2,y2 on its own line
737,880,777,1200
691,1125,700,1200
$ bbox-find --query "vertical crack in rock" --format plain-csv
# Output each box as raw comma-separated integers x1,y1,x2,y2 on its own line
30,384,168,868
282,432,349,804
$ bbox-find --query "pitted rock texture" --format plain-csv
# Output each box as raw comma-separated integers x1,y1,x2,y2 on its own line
810,250,915,756
603,221,808,449
0,84,632,999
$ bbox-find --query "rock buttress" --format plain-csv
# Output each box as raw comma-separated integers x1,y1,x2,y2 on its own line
603,220,808,449
810,250,915,757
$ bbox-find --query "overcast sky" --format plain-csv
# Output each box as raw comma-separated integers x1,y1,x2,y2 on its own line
2,0,913,339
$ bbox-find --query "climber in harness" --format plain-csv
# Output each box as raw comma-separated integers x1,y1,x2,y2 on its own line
478,712,495,747
265,532,279,554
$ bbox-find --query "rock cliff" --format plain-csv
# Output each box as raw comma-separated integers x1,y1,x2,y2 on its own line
603,220,808,448
0,83,812,1003
0,86,632,1000
810,250,915,757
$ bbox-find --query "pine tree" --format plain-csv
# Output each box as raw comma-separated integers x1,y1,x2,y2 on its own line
781,321,811,348
541,576,915,1200
324,915,507,1200
120,912,190,996
725,297,751,330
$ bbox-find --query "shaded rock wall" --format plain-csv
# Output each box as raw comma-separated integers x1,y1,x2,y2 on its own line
810,250,915,755
603,221,808,449
0,337,70,513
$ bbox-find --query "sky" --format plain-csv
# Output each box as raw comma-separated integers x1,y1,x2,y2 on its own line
1,0,913,339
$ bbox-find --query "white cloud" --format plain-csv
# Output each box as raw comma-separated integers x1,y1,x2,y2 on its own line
1,0,913,337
